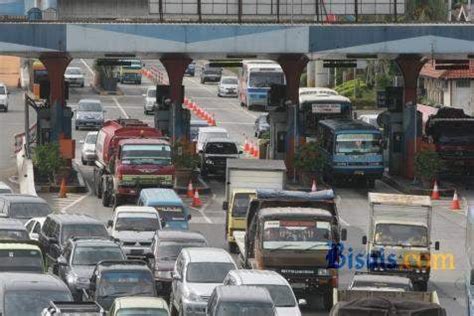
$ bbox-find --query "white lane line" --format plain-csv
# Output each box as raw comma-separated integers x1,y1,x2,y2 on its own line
339,217,351,227
189,194,215,224
80,59,94,75
113,97,130,119
60,193,90,213
336,195,351,227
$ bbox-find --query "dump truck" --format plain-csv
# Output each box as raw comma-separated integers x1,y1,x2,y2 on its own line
223,159,286,253
330,289,446,315
362,193,440,291
234,189,346,311
93,119,174,207
41,301,105,316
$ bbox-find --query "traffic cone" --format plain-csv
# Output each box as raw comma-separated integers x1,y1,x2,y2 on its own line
249,141,255,156
210,114,216,126
451,190,461,211
206,113,213,124
187,179,194,198
188,101,195,111
253,143,259,158
431,181,440,200
244,136,250,152
58,177,67,198
192,189,202,208
311,179,317,192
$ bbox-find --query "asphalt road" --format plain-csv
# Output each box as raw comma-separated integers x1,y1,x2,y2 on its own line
0,59,469,315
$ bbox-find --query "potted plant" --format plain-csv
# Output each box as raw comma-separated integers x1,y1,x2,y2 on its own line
294,141,325,186
172,140,200,184
415,148,443,188
32,143,65,186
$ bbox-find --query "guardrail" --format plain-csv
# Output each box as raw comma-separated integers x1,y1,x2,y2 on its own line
14,125,38,196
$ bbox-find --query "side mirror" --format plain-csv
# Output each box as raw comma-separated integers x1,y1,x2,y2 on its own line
172,272,181,281
146,253,155,259
222,201,229,211
142,94,146,97
340,228,347,241
107,220,113,228
57,256,68,266
298,299,307,306
362,235,367,245
238,151,243,155
198,150,203,154
434,241,440,251
79,140,84,144
187,214,192,220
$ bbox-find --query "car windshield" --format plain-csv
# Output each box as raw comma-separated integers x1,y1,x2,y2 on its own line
66,68,82,75
257,284,296,307
205,142,238,154
85,133,98,144
263,220,332,251
98,271,154,297
158,241,206,261
117,309,168,316
121,144,172,166
5,290,71,316
335,133,382,154
9,202,52,219
61,224,108,244
186,262,235,283
73,246,124,266
374,224,428,247
154,206,186,222
0,86,6,94
115,213,160,231
249,72,284,87
222,78,238,85
204,67,221,74
0,249,43,272
352,279,411,291
231,193,251,217
0,229,29,240
78,102,102,112
147,89,156,98
0,188,12,193
217,303,274,316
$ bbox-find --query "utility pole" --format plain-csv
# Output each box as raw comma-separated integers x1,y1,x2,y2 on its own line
448,0,452,21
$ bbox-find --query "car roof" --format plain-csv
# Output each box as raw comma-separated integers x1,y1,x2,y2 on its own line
114,297,169,310
146,86,156,91
227,269,289,286
299,92,350,104
66,66,81,70
46,213,103,225
190,119,209,127
198,127,228,134
78,99,101,104
0,218,27,230
258,207,333,220
214,286,273,304
71,238,118,247
204,137,236,144
156,230,207,243
352,274,412,285
220,76,238,80
183,247,234,263
139,188,184,205
86,131,99,136
115,206,158,215
0,242,41,251
97,260,151,273
118,138,170,145
0,194,48,204
0,273,70,292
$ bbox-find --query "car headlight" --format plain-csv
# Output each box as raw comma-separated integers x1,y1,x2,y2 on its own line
186,291,204,302
318,268,330,276
205,159,214,165
155,270,172,279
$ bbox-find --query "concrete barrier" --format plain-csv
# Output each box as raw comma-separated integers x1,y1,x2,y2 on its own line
15,136,37,196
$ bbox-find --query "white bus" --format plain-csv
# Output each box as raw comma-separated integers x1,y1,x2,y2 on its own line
239,60,285,110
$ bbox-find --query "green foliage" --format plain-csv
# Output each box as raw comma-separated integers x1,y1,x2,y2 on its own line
406,0,447,22
415,149,443,182
32,143,65,184
172,140,200,170
294,142,325,175
335,78,376,109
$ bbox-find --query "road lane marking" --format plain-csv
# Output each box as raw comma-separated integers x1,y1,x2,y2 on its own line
81,59,94,75
189,194,214,224
112,97,130,119
336,195,351,227
339,217,351,227
60,193,90,213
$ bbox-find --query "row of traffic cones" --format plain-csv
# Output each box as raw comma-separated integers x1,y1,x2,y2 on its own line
184,98,216,126
431,180,461,211
243,136,259,158
187,179,202,207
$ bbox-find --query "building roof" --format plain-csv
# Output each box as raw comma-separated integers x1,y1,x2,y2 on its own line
420,59,474,80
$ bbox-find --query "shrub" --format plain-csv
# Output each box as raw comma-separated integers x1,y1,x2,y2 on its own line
32,143,65,185
415,149,443,183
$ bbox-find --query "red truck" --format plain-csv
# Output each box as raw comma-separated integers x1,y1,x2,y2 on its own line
93,119,175,207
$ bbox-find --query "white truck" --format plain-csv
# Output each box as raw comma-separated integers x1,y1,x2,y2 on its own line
362,193,440,291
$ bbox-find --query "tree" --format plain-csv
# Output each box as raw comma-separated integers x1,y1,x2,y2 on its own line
406,0,448,22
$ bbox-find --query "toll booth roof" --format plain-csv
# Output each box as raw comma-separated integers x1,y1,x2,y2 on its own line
226,159,287,171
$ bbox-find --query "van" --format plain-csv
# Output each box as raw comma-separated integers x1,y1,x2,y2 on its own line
138,188,191,230
196,127,229,153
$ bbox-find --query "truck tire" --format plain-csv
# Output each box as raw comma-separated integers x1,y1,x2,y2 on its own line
322,291,333,311
102,190,111,207
228,242,238,254
415,280,428,292
366,179,376,189
93,170,102,198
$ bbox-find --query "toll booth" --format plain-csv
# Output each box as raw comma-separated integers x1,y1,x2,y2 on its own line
153,84,189,140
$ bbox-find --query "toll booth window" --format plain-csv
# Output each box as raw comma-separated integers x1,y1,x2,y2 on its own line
277,132,286,153
262,220,331,250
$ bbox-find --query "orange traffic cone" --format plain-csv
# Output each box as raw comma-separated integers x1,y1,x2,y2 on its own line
249,141,255,156
192,189,202,208
311,179,317,192
210,114,216,126
451,190,461,211
58,177,67,198
253,143,259,158
431,181,440,200
187,179,194,198
244,136,250,153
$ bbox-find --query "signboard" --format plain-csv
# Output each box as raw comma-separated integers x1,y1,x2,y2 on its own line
312,103,341,114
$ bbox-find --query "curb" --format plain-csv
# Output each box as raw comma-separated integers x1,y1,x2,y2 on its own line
90,84,124,96
174,176,211,195
381,175,456,197
35,164,88,194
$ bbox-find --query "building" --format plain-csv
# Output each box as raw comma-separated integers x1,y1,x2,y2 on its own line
419,60,474,115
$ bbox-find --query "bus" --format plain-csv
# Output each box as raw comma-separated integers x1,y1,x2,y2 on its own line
467,206,474,316
317,119,384,188
118,59,142,84
239,60,285,110
299,87,353,137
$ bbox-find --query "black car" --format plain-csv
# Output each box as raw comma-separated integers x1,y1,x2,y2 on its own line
0,194,52,224
57,237,126,301
0,218,30,240
150,230,208,296
85,260,156,311
254,113,270,138
39,214,109,274
200,64,222,84
199,138,241,177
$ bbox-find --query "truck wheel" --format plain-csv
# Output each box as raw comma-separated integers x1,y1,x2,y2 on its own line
322,291,333,311
228,242,238,254
366,179,375,189
102,189,111,207
415,281,428,292
200,168,208,178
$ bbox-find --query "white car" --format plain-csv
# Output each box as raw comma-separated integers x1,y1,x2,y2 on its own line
0,83,9,112
143,86,157,115
24,217,46,240
0,182,12,194
64,67,85,87
223,269,303,316
196,127,229,153
80,131,98,165
217,76,238,97
170,247,237,316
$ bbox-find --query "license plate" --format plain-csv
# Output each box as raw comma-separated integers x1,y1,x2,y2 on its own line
130,249,144,255
354,171,365,175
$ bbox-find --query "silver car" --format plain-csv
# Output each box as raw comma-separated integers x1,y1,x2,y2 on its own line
81,131,98,165
217,76,238,97
170,247,237,316
75,99,105,130
64,67,85,87
143,86,157,115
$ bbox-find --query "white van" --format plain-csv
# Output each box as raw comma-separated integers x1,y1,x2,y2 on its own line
196,127,229,153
